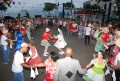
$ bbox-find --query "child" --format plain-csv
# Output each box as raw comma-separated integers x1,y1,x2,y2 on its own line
28,40,42,72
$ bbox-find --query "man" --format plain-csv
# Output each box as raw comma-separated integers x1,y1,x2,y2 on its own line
58,19,63,29
54,47,86,81
109,38,120,81
84,23,92,46
0,29,11,64
10,42,36,81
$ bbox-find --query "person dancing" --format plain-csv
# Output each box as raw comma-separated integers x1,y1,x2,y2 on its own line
41,28,52,56
54,28,67,55
83,51,109,81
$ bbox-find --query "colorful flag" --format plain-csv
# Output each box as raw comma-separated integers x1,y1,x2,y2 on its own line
18,2,21,5
13,1,15,5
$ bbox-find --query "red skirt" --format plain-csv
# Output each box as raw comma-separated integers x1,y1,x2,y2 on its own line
28,56,42,66
44,73,54,81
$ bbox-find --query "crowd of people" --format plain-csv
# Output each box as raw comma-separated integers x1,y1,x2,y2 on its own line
0,17,120,81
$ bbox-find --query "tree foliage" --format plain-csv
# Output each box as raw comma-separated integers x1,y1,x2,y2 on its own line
43,3,57,12
64,2,74,9
0,0,11,11
84,4,102,14
96,0,111,3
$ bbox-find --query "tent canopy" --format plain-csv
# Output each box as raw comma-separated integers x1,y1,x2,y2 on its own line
74,11,95,15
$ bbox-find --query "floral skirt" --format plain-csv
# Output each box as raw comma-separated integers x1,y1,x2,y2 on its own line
41,40,51,46
83,68,105,81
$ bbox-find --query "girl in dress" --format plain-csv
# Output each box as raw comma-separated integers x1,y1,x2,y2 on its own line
28,40,42,66
54,28,67,55
41,28,52,56
28,40,42,72
44,52,59,81
83,51,109,81
95,33,104,52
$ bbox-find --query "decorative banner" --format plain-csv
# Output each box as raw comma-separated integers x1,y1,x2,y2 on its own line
18,2,21,5
12,1,15,5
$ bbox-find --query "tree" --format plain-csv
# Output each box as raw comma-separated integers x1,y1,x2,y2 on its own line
84,4,102,14
0,0,11,11
64,2,74,10
97,0,111,3
43,2,57,16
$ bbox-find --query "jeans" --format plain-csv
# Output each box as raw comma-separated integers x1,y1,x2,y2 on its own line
10,72,24,81
68,30,72,36
1,45,11,63
85,35,90,45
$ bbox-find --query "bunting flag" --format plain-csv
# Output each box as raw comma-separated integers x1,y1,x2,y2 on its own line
18,2,21,5
12,1,15,5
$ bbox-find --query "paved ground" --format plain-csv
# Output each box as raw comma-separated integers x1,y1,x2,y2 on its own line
0,26,112,81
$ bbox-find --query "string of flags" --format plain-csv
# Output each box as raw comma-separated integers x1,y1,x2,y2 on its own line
0,0,43,6
12,1,42,5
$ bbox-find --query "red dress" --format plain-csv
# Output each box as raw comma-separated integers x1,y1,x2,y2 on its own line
44,59,56,81
28,46,42,65
102,33,110,43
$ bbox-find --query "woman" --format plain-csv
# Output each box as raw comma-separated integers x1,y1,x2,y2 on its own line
44,52,59,81
54,28,67,55
41,28,52,56
95,33,104,52
28,40,42,66
13,28,24,51
83,51,108,81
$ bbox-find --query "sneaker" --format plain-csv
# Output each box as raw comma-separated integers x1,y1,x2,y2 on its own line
2,62,8,64
43,54,48,56
60,51,64,55
7,59,10,62
46,52,49,55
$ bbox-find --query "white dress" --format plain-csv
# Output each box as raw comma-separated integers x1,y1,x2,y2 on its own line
54,34,67,49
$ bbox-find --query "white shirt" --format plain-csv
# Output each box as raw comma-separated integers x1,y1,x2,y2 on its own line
59,20,63,25
12,51,24,73
114,52,120,66
0,35,8,45
63,21,66,27
85,27,91,35
72,23,77,28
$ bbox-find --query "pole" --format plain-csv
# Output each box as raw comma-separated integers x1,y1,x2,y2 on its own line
107,2,112,23
71,0,73,18
102,2,107,23
62,3,64,18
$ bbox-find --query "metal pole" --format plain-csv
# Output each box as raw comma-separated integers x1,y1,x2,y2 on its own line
102,2,107,23
71,0,73,18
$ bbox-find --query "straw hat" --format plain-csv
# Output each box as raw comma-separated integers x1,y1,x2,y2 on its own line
2,29,8,34
102,27,109,33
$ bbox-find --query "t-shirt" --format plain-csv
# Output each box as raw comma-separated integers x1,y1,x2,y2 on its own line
85,27,91,35
12,51,24,73
114,52,120,66
102,33,110,43
68,23,73,30
0,35,8,45
59,20,63,25
42,32,51,40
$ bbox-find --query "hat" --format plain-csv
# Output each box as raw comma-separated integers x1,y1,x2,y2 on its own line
21,42,28,48
102,27,109,33
0,23,4,27
16,25,19,27
2,29,8,34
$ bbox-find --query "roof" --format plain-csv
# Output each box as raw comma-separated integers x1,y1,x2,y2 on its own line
74,11,95,15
